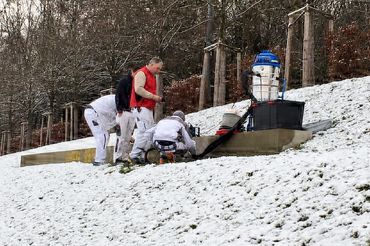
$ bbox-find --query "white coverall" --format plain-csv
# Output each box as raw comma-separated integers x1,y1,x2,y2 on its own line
84,95,134,163
130,107,155,159
146,116,196,155
114,112,135,161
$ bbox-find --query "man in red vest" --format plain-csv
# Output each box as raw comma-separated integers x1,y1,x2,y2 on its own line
129,57,163,164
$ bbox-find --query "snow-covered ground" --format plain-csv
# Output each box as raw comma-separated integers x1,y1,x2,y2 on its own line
0,77,369,245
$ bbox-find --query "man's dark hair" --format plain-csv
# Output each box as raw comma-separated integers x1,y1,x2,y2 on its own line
126,62,141,72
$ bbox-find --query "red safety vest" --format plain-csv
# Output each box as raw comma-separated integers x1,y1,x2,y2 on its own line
129,66,157,110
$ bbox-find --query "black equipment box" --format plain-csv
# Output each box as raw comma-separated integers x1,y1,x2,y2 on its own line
252,100,305,130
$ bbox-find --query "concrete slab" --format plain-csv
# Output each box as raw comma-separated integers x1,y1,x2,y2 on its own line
20,129,312,167
194,129,312,157
20,147,114,167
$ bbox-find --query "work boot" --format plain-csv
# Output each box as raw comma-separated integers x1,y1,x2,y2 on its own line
111,158,130,167
159,152,175,164
119,160,134,174
159,156,166,164
166,152,175,163
92,161,104,166
129,157,146,166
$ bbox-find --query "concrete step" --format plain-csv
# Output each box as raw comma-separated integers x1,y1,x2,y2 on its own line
20,129,312,167
20,147,114,167
195,128,312,157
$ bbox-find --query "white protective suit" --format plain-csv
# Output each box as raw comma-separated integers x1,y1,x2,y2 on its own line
84,95,134,163
114,112,135,162
146,116,196,155
130,107,156,159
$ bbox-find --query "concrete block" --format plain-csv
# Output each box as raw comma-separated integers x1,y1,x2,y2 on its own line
20,147,114,167
194,129,312,157
20,129,312,167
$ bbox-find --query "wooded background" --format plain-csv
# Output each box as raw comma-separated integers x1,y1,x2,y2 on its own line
0,0,369,150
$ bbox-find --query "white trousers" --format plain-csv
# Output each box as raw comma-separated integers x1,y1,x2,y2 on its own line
130,107,155,159
114,111,136,161
84,108,110,163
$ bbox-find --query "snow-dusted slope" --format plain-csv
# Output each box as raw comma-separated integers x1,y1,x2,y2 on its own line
0,77,369,245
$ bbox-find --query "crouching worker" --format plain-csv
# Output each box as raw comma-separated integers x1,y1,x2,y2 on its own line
84,94,133,166
147,110,196,164
84,95,117,166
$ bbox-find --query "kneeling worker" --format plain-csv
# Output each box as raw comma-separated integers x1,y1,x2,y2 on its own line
148,110,196,164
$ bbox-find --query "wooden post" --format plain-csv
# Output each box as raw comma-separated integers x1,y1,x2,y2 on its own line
328,19,334,52
2,131,6,155
46,113,52,145
6,131,11,154
19,126,22,151
73,106,78,140
199,51,210,110
154,74,164,123
64,106,68,141
70,104,74,141
213,43,221,106
0,131,11,155
328,19,334,79
20,122,27,151
21,123,24,151
284,16,294,89
0,132,4,155
218,45,226,106
203,40,240,107
45,114,49,145
302,8,315,87
328,19,334,34
64,103,78,141
40,116,44,146
236,52,242,88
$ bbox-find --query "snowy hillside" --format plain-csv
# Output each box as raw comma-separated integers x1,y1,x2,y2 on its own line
0,77,370,245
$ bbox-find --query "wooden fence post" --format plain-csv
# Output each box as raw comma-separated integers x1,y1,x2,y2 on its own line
237,52,242,87
213,42,226,106
20,122,27,151
154,74,164,123
6,131,11,154
0,132,4,155
64,106,68,141
302,7,315,87
64,102,79,141
73,105,78,140
284,16,294,89
213,43,221,106
40,116,44,146
46,112,52,145
199,51,210,110
218,44,226,106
